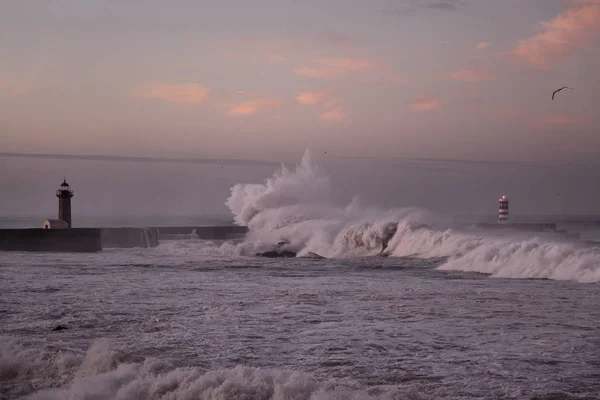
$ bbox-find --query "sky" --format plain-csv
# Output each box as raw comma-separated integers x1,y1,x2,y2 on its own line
1,0,600,219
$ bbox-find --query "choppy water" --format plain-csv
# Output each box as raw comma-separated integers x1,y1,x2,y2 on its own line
1,242,600,400
3,152,600,399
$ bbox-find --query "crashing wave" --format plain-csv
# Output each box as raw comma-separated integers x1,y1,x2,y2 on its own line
218,150,600,283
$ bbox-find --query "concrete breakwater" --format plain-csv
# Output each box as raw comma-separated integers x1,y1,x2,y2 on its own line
473,223,580,239
100,226,248,248
153,226,248,240
475,223,558,232
0,225,249,252
0,228,102,252
101,227,160,248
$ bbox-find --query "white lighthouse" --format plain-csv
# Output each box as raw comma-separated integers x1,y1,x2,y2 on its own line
498,195,509,224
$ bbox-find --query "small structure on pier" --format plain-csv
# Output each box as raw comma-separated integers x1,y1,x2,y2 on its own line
43,219,68,229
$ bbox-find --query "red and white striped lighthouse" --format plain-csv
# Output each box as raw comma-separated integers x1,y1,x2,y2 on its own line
498,195,509,224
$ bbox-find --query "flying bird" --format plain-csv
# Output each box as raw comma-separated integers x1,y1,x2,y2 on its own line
552,86,573,100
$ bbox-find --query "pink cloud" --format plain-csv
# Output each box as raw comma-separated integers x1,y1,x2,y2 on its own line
260,52,289,65
476,42,491,50
295,91,328,105
321,99,346,122
513,1,600,67
447,68,497,82
227,99,283,117
294,58,377,78
218,37,404,85
376,65,408,85
485,108,587,130
0,78,56,100
294,57,406,86
411,97,441,112
295,91,345,121
486,108,586,129
132,82,210,104
218,33,356,67
320,107,346,121
535,113,586,127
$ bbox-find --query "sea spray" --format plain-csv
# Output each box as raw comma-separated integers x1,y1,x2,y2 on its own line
226,150,334,229
225,150,439,258
220,150,600,282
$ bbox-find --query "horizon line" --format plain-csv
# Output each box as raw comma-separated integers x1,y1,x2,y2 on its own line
1,151,595,170
0,151,285,167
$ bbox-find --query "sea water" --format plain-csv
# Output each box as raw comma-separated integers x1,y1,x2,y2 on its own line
1,151,600,399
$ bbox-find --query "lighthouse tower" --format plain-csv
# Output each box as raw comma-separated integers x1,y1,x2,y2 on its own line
498,195,509,224
56,179,74,228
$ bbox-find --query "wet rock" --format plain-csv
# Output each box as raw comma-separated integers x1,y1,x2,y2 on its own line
52,325,67,331
256,250,297,258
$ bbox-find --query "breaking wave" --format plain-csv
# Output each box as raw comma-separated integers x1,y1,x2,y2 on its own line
1,338,428,400
222,150,600,283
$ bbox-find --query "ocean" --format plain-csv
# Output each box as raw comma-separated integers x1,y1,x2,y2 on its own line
1,152,600,399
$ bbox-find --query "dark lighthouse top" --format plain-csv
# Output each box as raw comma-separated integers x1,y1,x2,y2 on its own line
56,179,74,198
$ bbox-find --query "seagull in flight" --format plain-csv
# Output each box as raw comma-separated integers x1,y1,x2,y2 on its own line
552,86,573,100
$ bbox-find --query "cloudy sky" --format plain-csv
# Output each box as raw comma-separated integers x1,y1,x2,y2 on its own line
1,0,599,219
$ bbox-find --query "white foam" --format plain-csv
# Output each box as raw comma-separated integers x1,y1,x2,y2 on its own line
436,234,600,283
0,338,431,400
217,150,600,283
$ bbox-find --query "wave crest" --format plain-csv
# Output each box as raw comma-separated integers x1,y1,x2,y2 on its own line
1,338,430,400
220,150,600,283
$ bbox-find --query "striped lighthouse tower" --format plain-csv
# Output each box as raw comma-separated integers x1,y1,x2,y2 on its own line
498,195,509,224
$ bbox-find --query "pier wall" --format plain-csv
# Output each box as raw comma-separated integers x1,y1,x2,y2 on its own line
0,228,102,252
101,226,248,248
475,223,557,232
154,226,248,240
101,227,160,248
0,226,248,252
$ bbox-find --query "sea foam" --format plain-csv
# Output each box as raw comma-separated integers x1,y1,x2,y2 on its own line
220,150,600,283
